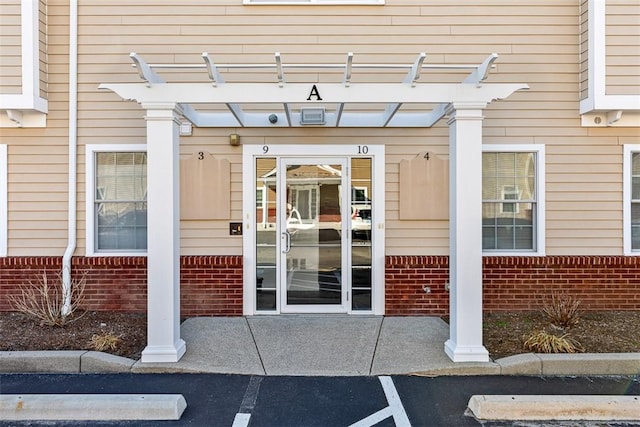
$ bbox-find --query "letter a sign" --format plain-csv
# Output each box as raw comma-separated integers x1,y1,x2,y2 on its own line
306,85,323,101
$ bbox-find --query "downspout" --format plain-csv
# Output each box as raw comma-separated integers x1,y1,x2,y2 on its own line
62,0,78,315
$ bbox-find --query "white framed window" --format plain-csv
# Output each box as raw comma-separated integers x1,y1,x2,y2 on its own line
352,186,369,205
482,145,545,255
244,0,383,4
0,144,6,257
85,144,147,256
256,187,265,206
500,185,521,214
623,144,640,255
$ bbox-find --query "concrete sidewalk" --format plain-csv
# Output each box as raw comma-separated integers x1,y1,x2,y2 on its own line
1,316,639,376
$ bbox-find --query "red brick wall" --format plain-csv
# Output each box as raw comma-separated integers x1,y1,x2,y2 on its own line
2,255,638,316
385,255,640,315
181,256,243,316
79,256,147,311
0,256,243,316
385,256,450,316
0,257,68,312
482,256,640,312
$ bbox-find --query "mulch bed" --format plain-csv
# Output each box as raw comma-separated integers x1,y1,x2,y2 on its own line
1,310,639,361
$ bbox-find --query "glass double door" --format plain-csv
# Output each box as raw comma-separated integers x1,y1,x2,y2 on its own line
256,157,355,313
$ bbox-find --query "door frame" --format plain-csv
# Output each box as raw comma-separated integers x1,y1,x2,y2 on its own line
279,157,349,313
242,144,385,315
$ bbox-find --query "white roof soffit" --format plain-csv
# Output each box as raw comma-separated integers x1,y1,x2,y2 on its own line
99,53,528,128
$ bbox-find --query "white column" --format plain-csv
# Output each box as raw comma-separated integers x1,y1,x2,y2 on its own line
444,103,490,363
141,103,186,363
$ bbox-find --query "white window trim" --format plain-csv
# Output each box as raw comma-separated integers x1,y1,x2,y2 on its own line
482,144,546,256
0,0,48,127
85,144,147,257
580,0,640,114
623,144,640,255
244,0,384,4
0,144,7,257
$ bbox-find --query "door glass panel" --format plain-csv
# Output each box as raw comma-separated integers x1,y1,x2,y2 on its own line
256,158,277,311
351,158,372,310
285,163,343,306
254,155,375,313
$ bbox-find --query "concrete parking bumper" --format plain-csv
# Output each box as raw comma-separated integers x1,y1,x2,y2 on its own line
468,395,640,422
0,394,187,421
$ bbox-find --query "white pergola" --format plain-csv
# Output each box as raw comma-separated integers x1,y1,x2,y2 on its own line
100,52,528,363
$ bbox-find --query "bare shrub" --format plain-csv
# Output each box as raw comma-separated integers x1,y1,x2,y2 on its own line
8,272,87,327
541,291,583,329
89,333,122,352
523,330,584,353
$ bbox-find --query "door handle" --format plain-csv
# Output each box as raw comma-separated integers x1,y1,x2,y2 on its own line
282,230,291,253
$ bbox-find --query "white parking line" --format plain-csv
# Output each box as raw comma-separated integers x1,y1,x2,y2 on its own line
233,376,263,427
232,413,251,427
379,376,411,426
349,376,411,427
349,407,394,427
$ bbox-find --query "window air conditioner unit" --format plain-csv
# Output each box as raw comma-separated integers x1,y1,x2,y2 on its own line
300,108,325,125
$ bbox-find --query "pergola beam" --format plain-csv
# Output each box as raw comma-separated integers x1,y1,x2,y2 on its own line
130,53,164,86
423,53,499,126
283,104,292,126
380,103,402,127
407,52,426,87
202,52,223,86
275,52,285,87
100,82,527,105
379,53,426,127
109,52,528,129
202,52,246,126
465,53,498,87
334,52,352,127
131,53,215,126
343,52,353,87
275,52,293,125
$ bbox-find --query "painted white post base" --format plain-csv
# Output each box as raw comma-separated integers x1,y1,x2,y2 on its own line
444,339,490,363
141,340,187,363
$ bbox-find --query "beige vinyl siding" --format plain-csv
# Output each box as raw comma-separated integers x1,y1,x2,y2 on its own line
545,144,623,255
385,138,450,255
179,136,242,256
7,142,69,255
2,0,638,256
0,0,22,94
605,0,640,95
75,0,633,256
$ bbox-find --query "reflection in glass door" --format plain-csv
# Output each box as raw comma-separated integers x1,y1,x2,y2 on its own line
253,154,374,313
255,158,278,311
350,157,373,311
280,158,348,311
